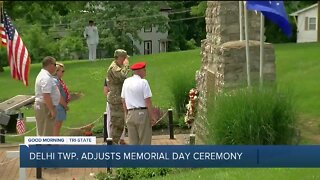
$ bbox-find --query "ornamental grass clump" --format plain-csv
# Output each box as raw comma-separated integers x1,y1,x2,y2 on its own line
169,73,195,118
207,86,297,145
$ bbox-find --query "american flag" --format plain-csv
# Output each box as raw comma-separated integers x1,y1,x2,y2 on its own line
16,113,26,134
0,17,6,46
1,11,31,86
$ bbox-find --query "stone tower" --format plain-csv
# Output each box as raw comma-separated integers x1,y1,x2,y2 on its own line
194,1,276,143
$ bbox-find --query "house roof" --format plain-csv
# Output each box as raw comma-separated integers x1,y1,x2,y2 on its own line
290,3,318,16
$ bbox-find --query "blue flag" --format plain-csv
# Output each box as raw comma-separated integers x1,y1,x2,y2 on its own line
246,1,292,38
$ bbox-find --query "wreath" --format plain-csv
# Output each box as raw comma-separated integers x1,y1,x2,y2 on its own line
184,88,198,127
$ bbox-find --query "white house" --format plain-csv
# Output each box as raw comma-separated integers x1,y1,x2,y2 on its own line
130,7,171,55
290,3,318,43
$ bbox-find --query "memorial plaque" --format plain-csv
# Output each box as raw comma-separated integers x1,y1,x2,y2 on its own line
206,70,216,99
0,95,35,113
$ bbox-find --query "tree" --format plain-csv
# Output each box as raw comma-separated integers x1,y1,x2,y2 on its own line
65,1,169,55
0,1,169,65
190,1,206,16
167,1,205,51
1,1,72,64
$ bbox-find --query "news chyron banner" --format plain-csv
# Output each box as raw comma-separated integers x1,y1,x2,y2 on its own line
24,136,96,145
21,137,320,168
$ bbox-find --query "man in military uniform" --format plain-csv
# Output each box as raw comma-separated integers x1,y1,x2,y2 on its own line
83,20,99,61
107,49,130,144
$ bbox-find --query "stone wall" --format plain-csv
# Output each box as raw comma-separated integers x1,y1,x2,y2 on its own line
193,1,276,143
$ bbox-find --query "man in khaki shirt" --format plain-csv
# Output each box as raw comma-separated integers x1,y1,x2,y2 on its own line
106,49,130,144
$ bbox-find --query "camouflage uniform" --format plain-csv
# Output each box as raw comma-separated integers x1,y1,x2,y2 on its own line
107,51,130,144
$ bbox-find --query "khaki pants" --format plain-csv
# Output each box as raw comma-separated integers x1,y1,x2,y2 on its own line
109,103,125,144
34,101,55,136
126,109,152,145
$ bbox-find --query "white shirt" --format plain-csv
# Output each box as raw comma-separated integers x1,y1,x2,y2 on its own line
121,75,152,109
83,25,99,45
35,69,60,106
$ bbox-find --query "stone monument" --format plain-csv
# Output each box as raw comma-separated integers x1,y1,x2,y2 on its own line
193,1,276,143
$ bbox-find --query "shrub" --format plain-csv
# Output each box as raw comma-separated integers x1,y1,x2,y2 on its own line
206,86,298,145
92,123,104,137
95,168,172,180
94,171,115,180
185,38,198,49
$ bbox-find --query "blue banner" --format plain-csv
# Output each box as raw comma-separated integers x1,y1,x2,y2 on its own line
20,145,320,168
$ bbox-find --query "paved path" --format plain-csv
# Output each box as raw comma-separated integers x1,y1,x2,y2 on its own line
0,134,189,180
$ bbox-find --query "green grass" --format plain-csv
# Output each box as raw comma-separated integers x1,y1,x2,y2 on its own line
153,168,320,180
2,43,320,179
1,42,320,139
0,50,200,141
275,42,320,118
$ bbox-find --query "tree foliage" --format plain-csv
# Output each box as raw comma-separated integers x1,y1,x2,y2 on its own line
65,1,169,56
2,1,311,68
0,1,168,66
190,1,207,16
167,1,205,51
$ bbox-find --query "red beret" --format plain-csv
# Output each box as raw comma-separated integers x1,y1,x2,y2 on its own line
130,62,146,70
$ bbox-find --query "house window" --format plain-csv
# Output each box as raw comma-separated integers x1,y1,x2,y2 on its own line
144,25,152,33
309,17,316,30
144,40,152,55
305,17,317,31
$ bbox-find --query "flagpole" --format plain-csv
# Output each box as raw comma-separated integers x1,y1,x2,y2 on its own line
0,1,3,21
260,13,264,88
244,1,251,87
239,1,243,41
0,1,3,73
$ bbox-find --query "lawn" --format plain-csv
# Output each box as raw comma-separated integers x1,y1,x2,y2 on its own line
275,42,320,118
153,168,320,180
1,42,320,179
0,49,201,142
1,42,320,142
